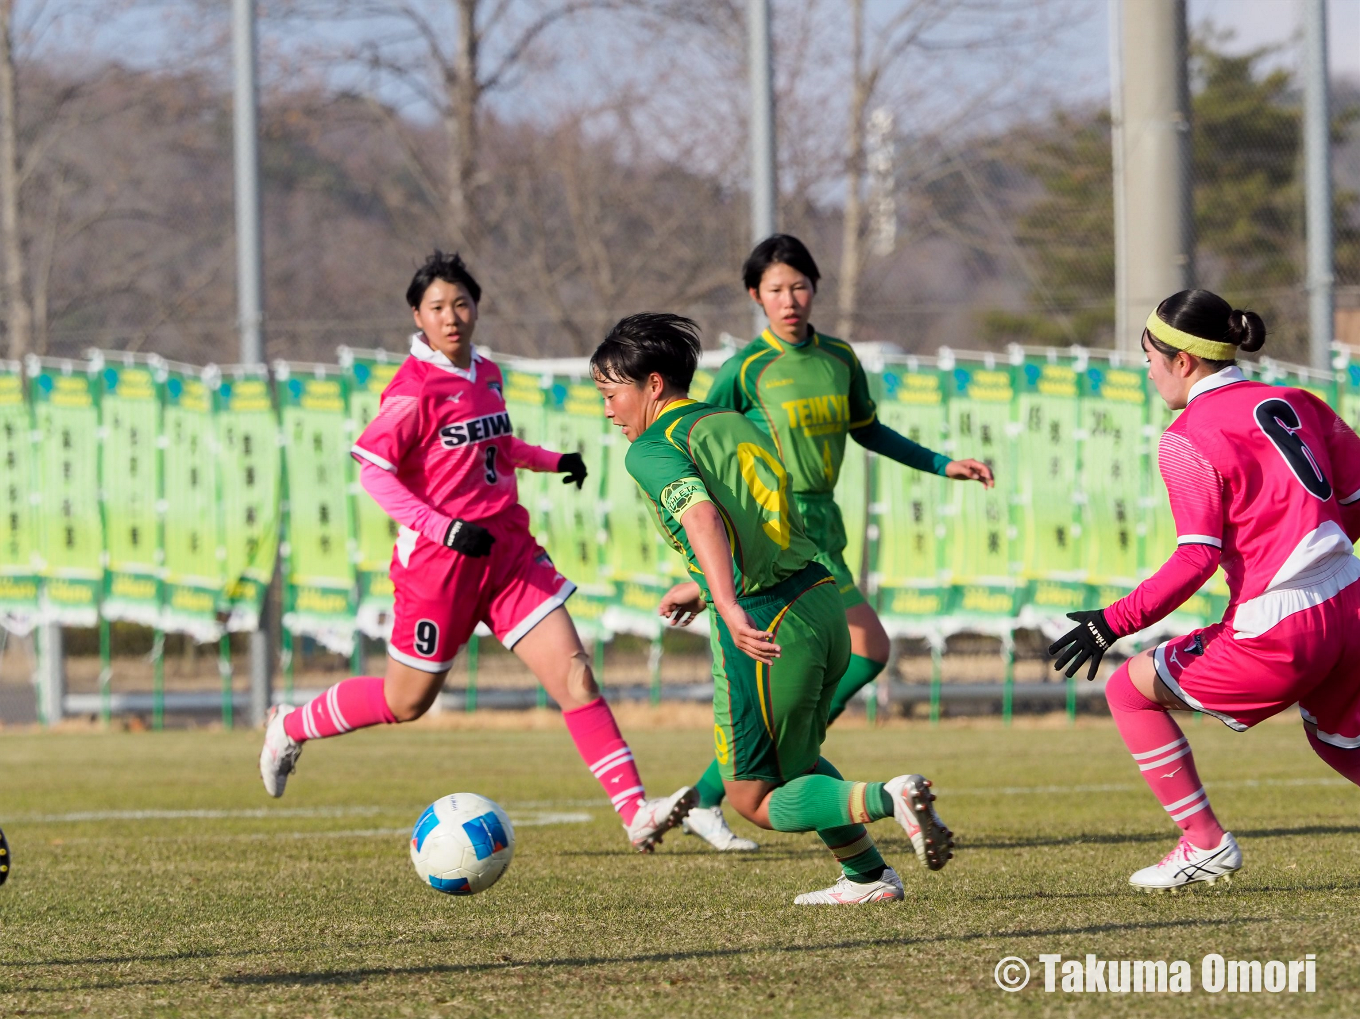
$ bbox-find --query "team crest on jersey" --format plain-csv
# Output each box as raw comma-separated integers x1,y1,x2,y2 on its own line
439,411,513,448
487,380,502,396
1186,633,1205,656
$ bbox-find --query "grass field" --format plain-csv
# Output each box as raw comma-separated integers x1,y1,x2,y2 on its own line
2,716,1358,1018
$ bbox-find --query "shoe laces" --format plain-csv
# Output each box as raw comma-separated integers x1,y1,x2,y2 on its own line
1157,836,1195,868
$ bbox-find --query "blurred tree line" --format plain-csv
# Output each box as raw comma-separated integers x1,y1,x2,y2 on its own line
983,35,1360,362
0,3,1349,366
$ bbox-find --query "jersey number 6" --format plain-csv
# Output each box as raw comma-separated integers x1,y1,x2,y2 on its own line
737,442,791,549
1254,398,1332,500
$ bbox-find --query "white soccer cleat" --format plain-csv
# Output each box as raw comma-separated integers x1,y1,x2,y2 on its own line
259,704,303,798
681,805,760,851
885,773,954,871
624,786,697,853
794,866,904,905
1129,832,1241,892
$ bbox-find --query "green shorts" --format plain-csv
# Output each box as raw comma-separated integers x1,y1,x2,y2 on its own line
792,492,866,610
710,562,852,783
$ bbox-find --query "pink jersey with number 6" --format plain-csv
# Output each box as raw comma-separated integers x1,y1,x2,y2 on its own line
1106,366,1360,638
350,335,558,524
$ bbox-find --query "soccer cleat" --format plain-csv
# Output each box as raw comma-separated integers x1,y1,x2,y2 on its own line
1129,832,1241,892
624,786,697,853
259,704,303,798
0,825,9,886
681,805,760,852
794,866,904,905
885,773,954,871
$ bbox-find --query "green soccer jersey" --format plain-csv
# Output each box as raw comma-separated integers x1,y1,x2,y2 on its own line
705,328,877,495
625,399,819,600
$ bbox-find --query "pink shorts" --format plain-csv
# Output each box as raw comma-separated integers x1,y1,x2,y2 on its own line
1154,576,1360,747
387,504,575,673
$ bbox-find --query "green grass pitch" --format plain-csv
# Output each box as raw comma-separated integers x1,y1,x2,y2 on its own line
1,718,1358,1017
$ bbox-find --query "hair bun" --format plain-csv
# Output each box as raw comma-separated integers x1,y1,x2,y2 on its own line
1227,309,1267,353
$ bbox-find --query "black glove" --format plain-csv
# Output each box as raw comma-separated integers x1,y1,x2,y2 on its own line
558,451,588,490
443,518,494,557
1048,609,1117,681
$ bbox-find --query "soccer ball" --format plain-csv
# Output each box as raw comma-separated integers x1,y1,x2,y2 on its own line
409,793,515,895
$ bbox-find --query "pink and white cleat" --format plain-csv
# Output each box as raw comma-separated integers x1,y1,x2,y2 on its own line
885,773,954,871
259,704,303,798
624,786,697,853
1129,833,1241,892
794,867,904,905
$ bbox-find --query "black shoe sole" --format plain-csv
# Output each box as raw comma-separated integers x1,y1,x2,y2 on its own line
905,775,954,872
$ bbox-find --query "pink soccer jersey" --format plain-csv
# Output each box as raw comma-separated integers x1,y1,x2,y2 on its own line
1108,366,1360,639
351,336,558,527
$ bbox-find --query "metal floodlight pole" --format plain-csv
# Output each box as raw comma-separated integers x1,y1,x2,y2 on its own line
233,0,271,727
1115,0,1193,353
1303,0,1333,372
1109,0,1128,352
748,0,775,335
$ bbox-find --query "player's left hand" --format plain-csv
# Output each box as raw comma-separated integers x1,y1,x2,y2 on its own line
659,581,706,627
1048,609,1117,681
946,458,995,489
557,452,588,489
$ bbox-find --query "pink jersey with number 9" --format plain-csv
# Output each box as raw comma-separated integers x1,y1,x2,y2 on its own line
350,337,558,524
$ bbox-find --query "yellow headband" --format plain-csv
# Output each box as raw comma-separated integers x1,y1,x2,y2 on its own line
1144,311,1237,360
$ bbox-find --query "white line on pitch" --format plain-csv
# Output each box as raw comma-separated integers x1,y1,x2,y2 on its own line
9,807,595,825
941,776,1351,797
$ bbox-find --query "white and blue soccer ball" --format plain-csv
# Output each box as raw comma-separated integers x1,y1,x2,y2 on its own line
409,793,515,895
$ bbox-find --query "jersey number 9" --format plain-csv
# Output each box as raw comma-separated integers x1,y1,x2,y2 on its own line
737,442,791,549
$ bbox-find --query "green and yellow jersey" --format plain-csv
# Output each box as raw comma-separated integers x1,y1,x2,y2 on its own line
624,399,819,601
704,329,877,495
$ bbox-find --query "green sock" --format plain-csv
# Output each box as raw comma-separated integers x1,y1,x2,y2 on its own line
819,823,886,883
826,654,887,725
767,770,894,832
694,758,725,808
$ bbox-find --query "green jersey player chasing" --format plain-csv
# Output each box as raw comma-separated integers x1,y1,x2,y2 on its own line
591,312,954,904
681,234,995,851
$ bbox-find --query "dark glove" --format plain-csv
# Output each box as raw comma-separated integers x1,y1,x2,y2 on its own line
443,518,494,557
558,451,588,490
1048,609,1117,681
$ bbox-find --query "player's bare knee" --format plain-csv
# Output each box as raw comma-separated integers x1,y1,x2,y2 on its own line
389,698,427,723
565,651,599,704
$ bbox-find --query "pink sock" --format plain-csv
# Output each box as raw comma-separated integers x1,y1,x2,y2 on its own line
283,677,397,743
562,699,645,825
1306,729,1360,785
1106,662,1226,850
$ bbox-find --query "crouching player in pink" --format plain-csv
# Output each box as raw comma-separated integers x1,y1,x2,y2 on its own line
1049,289,1360,891
258,250,695,852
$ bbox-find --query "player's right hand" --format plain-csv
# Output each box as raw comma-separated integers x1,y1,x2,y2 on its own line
557,451,588,489
717,602,780,664
659,581,706,627
443,518,494,557
1048,608,1116,681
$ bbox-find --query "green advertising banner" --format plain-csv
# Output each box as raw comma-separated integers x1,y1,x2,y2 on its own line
98,355,163,627
0,361,36,631
277,364,355,655
872,364,953,626
1078,361,1146,591
1016,360,1081,579
1342,359,1360,441
161,366,222,641
945,360,1021,625
217,367,281,633
540,378,610,638
30,358,102,625
343,349,402,640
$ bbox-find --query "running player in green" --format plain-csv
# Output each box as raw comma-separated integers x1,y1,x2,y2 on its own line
681,234,996,851
591,312,954,904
